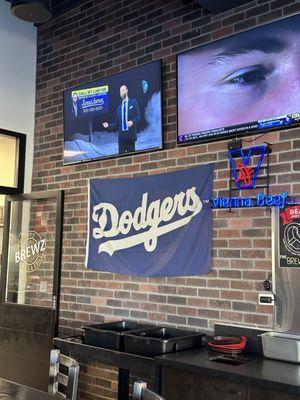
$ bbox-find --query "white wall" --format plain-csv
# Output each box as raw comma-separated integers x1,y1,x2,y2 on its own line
0,0,37,192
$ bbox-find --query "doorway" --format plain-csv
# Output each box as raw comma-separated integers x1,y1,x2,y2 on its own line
0,191,64,391
0,130,65,391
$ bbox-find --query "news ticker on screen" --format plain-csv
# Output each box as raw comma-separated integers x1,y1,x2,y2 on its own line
178,113,300,144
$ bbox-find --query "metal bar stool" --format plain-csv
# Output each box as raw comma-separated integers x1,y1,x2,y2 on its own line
133,381,166,400
48,349,79,400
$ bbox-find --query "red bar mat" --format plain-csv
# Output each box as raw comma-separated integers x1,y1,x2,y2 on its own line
208,336,247,354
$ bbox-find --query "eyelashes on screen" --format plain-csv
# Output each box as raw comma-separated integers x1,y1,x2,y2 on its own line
222,65,270,87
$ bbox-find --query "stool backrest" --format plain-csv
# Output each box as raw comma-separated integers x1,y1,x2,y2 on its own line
133,381,166,400
49,349,79,400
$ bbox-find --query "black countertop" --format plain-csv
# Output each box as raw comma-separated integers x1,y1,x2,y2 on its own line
156,347,300,395
54,325,300,396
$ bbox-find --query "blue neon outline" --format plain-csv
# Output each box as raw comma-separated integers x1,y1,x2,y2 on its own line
228,145,267,190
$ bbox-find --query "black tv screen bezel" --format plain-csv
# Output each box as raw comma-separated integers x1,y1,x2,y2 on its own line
176,13,300,147
63,59,164,166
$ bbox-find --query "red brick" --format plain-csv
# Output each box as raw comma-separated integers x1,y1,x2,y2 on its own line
32,0,297,396
228,218,253,228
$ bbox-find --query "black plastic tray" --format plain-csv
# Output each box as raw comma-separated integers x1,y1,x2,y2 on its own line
82,320,155,350
123,326,205,357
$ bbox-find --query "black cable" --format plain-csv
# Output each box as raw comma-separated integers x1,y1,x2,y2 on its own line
242,131,270,143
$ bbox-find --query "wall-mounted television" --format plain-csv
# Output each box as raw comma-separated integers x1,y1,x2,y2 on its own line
177,14,300,145
63,60,163,164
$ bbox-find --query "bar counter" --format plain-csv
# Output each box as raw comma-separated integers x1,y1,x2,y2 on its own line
156,347,300,399
54,333,300,400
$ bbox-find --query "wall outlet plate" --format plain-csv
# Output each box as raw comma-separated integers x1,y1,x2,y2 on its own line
259,293,274,305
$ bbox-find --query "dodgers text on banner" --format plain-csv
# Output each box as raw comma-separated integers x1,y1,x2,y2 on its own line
85,165,214,277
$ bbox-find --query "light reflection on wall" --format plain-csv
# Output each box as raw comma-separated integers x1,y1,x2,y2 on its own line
0,195,4,264
0,134,18,188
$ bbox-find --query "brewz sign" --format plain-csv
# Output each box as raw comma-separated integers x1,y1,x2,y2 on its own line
15,231,46,272
85,165,213,277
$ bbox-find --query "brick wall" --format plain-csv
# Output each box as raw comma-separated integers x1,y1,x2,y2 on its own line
33,0,300,398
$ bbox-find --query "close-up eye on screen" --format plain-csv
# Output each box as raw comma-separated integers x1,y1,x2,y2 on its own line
177,13,300,145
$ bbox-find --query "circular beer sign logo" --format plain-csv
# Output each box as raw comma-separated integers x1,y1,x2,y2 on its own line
283,223,300,257
15,231,46,273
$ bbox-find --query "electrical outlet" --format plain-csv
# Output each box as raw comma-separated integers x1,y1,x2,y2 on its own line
259,293,274,305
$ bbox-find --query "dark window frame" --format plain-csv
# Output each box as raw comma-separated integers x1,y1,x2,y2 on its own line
0,128,26,195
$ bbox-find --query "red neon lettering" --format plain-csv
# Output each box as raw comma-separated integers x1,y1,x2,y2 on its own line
236,162,254,187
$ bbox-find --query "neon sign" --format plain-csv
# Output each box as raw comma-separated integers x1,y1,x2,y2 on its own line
211,192,288,209
236,162,254,187
228,145,267,190
210,144,288,209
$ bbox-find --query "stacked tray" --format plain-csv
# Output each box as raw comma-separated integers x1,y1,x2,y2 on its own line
82,321,205,356
208,335,247,354
123,326,205,357
82,320,155,351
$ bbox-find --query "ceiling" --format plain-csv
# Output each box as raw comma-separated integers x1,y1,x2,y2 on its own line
6,0,254,19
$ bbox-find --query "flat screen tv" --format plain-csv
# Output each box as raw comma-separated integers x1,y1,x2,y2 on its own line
63,60,163,164
177,14,300,145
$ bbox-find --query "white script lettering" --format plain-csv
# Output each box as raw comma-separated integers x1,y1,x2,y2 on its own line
92,187,202,255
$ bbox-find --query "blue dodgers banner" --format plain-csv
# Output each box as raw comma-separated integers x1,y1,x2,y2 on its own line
85,165,214,277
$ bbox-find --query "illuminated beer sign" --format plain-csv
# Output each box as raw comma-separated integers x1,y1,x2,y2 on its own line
211,145,288,209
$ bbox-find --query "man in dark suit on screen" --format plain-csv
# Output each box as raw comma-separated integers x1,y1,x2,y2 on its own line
102,85,141,154
71,92,82,118
66,92,83,140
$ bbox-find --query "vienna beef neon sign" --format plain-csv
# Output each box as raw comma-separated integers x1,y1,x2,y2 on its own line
211,145,288,209
212,192,288,209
